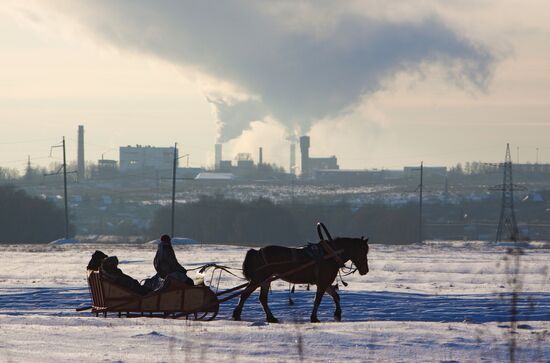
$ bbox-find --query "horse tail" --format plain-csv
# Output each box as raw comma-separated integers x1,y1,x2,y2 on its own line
242,248,261,281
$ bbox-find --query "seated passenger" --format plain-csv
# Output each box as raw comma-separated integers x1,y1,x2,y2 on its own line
100,256,151,296
154,234,194,285
87,250,108,271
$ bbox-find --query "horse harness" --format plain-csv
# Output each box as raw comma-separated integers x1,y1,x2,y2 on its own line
319,240,346,267
257,240,346,275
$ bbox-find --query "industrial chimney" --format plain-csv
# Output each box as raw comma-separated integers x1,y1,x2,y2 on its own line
77,125,85,181
299,136,310,178
290,143,296,175
215,143,222,170
259,147,263,166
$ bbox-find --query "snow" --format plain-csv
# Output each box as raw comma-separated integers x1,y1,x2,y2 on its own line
48,238,80,245
195,172,236,180
147,237,200,245
0,242,549,362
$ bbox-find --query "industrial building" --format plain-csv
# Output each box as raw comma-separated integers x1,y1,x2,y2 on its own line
119,145,176,173
403,166,447,178
95,159,118,179
300,136,339,178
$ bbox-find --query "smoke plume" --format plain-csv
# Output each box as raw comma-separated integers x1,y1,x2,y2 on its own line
48,1,495,141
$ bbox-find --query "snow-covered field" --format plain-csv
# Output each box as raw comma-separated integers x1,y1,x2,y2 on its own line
0,242,549,362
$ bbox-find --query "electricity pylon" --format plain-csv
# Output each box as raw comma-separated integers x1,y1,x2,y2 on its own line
489,144,525,242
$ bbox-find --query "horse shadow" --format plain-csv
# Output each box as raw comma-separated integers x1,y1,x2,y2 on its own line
216,289,550,324
1,287,549,324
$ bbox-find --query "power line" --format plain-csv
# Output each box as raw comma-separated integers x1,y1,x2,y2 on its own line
0,137,59,146
0,155,51,165
338,144,505,162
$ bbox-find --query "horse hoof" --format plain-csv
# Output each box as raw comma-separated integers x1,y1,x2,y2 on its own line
334,315,341,322
310,317,320,323
232,312,241,321
267,317,279,323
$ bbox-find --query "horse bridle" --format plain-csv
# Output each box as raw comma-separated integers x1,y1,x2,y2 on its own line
317,222,359,278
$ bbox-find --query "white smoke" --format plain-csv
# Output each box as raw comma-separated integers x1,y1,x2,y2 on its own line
46,1,495,142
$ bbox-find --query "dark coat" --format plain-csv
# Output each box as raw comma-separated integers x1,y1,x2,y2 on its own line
87,250,108,271
100,256,150,295
153,242,187,278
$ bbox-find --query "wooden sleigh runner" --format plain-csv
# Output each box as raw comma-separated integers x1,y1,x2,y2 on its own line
85,271,220,320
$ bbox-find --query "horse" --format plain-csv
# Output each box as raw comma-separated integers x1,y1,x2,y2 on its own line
232,236,369,323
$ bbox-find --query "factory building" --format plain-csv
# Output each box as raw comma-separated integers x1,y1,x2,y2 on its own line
403,166,447,178
119,145,176,172
95,159,118,179
299,136,339,178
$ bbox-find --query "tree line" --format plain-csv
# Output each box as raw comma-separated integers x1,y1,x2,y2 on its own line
149,195,419,245
0,185,70,243
149,193,550,245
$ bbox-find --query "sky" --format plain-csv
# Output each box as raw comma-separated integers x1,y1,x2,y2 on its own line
1,1,549,173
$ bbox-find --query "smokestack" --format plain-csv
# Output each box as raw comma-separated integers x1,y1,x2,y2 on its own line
259,147,263,166
77,125,85,181
290,143,296,175
300,136,310,178
215,143,222,170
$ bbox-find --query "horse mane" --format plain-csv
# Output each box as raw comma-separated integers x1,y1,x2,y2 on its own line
328,236,365,247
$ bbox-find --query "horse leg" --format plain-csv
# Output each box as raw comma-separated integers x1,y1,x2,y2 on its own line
259,282,278,323
232,283,258,321
325,284,341,321
310,285,326,323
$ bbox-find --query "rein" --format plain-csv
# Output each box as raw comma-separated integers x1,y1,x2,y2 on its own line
317,222,359,285
196,263,244,279
254,245,346,273
319,240,345,267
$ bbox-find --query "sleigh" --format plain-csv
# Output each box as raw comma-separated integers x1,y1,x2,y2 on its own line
85,271,219,320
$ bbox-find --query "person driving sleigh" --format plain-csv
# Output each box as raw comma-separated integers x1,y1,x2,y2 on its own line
153,234,194,285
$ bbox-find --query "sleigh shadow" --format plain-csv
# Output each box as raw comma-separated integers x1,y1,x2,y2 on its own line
1,287,549,324
0,287,89,316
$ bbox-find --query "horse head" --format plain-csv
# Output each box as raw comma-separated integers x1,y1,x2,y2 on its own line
349,236,369,275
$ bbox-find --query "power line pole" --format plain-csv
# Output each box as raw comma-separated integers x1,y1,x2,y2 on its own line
171,142,178,238
45,137,75,240
410,162,425,243
419,161,423,244
169,143,191,238
62,137,69,239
